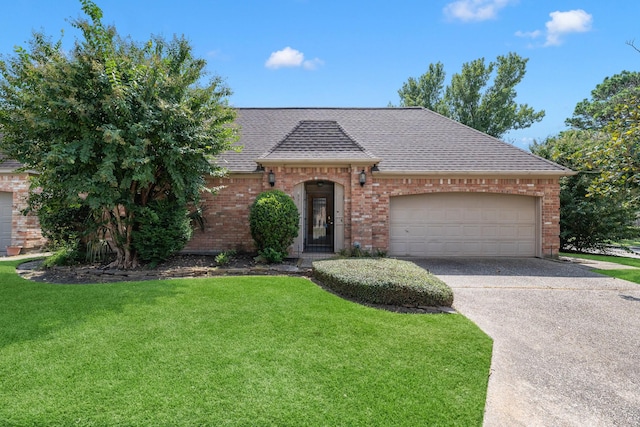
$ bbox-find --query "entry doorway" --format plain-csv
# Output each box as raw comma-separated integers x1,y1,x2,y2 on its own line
305,181,334,253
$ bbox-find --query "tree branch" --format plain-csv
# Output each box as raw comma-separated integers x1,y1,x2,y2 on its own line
626,39,640,54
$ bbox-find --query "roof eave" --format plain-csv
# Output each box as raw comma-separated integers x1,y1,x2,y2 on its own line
373,169,576,177
256,157,382,166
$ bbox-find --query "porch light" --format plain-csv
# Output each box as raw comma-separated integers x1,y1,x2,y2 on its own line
371,164,380,172
359,169,366,187
268,170,276,187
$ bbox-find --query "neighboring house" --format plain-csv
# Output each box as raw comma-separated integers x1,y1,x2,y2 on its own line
185,107,574,258
0,155,45,255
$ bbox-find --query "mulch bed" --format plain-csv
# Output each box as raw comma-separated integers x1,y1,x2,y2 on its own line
16,253,306,285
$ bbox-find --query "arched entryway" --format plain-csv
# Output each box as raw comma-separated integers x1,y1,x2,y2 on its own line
292,181,344,255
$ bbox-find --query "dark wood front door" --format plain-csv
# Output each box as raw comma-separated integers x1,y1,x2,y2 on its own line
305,183,334,252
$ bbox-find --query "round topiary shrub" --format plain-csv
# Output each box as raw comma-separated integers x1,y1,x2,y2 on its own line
132,199,193,267
249,190,299,263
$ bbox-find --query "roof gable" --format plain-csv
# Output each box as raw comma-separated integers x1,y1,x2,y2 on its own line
259,120,376,162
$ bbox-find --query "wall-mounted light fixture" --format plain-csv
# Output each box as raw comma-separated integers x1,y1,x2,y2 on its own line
268,170,275,187
359,169,366,187
371,164,380,172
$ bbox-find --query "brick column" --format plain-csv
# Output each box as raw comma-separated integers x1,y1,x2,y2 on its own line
350,166,373,250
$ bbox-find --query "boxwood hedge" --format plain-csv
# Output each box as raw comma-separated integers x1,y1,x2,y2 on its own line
312,258,453,307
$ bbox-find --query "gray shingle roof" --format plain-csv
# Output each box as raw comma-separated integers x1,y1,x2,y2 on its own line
220,107,572,175
0,153,22,171
259,120,377,161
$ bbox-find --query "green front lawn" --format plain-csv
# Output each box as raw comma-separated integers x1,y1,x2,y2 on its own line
0,259,491,426
561,252,640,284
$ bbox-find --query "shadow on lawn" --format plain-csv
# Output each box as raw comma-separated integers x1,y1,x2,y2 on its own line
0,259,183,349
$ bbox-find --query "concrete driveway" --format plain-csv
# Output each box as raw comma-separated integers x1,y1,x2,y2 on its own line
411,258,640,427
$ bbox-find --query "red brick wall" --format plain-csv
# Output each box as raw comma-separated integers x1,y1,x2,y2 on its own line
185,168,562,257
0,173,46,250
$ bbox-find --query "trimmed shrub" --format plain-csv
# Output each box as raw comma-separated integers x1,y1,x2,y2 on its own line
132,199,193,267
249,190,299,263
312,258,453,307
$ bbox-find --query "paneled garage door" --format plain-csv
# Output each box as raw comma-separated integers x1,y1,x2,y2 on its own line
0,192,13,255
390,193,538,257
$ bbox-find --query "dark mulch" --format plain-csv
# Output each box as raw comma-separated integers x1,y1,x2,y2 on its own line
17,253,303,285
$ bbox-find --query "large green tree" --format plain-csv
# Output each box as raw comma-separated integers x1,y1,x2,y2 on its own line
531,131,637,252
0,0,237,268
397,52,545,138
587,94,640,198
565,71,640,199
566,71,640,131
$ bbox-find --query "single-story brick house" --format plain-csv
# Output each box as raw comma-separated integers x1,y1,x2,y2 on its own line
186,107,573,258
1,107,573,258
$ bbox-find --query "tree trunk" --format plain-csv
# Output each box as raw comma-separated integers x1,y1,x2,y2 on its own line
105,206,140,269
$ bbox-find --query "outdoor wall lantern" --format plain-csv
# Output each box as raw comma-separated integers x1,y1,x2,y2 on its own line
359,169,366,187
268,170,276,187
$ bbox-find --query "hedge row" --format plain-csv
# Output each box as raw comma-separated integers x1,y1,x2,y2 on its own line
312,258,453,307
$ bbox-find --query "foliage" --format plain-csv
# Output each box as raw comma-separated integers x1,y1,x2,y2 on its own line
249,190,299,263
0,0,237,269
42,241,83,267
131,199,192,267
214,249,237,266
397,52,544,138
566,71,640,130
338,245,387,258
562,71,640,200
26,187,93,251
586,95,640,198
531,131,638,252
313,258,454,307
0,261,491,426
257,247,285,263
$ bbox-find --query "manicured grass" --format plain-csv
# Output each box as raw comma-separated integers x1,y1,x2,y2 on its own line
561,252,640,268
0,259,492,426
561,252,640,284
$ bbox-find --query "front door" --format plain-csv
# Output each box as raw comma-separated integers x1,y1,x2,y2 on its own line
305,182,334,252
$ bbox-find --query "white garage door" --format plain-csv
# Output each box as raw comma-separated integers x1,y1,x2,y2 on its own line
390,193,538,257
0,192,13,255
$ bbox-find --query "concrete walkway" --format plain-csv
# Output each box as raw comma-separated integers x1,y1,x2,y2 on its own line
412,258,640,427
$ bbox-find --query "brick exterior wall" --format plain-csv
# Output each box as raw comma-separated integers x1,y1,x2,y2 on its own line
185,166,562,258
0,173,45,250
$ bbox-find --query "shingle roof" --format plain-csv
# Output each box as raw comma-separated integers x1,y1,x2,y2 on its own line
259,120,377,161
222,107,572,175
0,153,22,171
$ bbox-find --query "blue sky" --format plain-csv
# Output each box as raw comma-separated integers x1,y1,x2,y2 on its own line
1,0,639,150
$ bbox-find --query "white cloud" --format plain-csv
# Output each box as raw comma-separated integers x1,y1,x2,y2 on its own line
515,9,592,47
545,9,593,46
265,47,304,69
303,58,324,70
515,30,542,39
265,47,323,70
443,0,513,22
